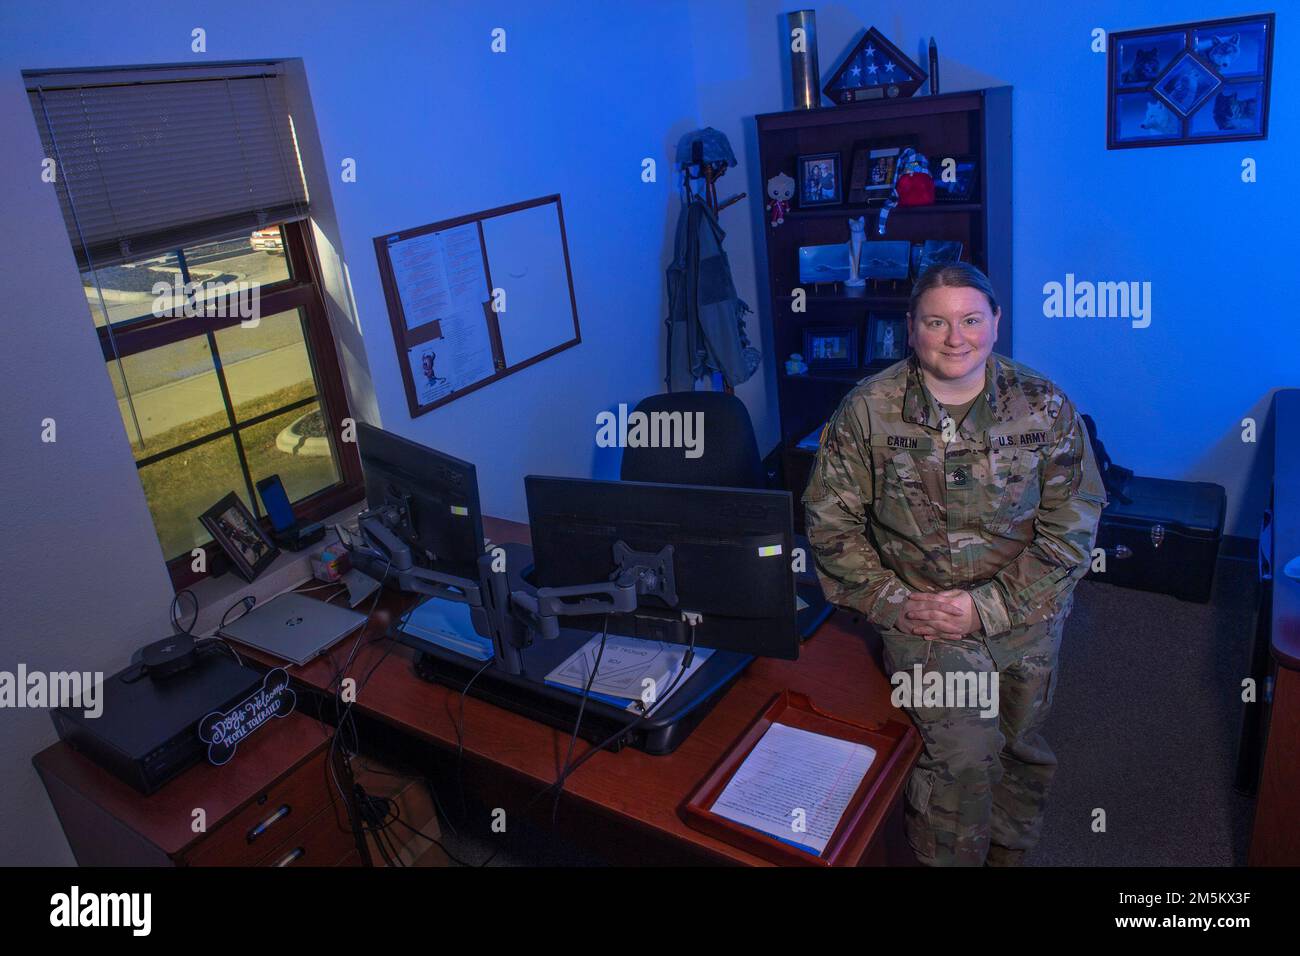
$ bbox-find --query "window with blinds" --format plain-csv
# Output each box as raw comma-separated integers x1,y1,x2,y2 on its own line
27,63,308,270
24,62,361,586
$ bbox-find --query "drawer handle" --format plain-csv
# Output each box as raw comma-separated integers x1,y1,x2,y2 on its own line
247,804,292,843
272,847,305,867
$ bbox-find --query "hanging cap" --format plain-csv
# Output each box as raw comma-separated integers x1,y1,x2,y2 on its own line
675,127,737,168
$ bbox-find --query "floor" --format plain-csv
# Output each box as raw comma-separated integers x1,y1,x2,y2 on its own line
1035,557,1259,866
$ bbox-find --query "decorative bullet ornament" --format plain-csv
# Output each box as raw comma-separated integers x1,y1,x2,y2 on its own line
824,27,926,105
787,10,822,110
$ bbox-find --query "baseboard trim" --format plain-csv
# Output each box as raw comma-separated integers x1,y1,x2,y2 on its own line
1220,534,1257,562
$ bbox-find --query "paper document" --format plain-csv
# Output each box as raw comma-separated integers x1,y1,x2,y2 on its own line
340,568,380,608
545,634,713,715
710,722,876,855
406,317,495,404
388,224,488,333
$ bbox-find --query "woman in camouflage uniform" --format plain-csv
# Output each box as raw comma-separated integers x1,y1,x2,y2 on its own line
804,263,1106,866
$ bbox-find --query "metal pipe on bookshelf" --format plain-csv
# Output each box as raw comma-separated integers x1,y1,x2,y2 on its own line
787,11,821,110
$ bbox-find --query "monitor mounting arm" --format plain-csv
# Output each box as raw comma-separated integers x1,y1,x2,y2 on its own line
509,542,678,642
343,506,482,606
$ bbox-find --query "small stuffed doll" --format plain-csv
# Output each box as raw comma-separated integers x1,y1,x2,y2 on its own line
766,172,794,227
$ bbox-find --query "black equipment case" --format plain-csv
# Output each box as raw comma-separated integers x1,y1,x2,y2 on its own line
1088,476,1227,603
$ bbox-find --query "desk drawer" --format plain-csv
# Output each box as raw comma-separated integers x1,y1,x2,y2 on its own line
186,749,333,867
257,802,360,868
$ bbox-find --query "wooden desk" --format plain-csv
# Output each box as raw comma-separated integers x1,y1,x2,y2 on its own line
34,713,363,866
244,515,920,866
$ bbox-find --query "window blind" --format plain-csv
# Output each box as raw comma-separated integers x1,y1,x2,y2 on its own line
26,64,308,270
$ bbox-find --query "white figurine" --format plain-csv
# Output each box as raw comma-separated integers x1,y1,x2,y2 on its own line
845,215,867,287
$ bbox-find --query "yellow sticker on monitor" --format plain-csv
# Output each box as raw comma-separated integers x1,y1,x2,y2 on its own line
450,505,469,516
758,544,783,557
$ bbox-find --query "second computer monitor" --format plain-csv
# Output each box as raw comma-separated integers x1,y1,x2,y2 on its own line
356,422,485,582
525,476,799,660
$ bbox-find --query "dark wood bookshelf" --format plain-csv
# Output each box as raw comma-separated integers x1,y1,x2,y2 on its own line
754,88,1012,525
784,201,984,220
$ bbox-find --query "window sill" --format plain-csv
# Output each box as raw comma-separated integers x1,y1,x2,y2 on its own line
185,500,366,637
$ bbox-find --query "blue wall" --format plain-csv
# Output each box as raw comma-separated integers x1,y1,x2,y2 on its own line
0,0,1288,865
689,0,1295,537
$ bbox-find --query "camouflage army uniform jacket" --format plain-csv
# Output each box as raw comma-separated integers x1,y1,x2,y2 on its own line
804,353,1107,666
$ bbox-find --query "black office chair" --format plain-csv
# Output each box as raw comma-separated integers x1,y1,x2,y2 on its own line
618,391,765,489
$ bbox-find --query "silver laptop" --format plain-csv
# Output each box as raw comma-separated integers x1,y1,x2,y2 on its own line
219,592,368,665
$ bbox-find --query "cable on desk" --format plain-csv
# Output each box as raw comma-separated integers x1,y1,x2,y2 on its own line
454,655,496,823
220,594,257,629
196,636,244,668
479,618,698,866
171,588,198,636
353,782,473,867
167,588,245,666
552,615,610,826
326,556,392,808
353,758,459,840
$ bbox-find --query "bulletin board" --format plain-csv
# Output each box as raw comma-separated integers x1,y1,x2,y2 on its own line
374,194,582,418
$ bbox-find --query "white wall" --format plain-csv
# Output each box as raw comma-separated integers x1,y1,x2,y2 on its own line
0,70,178,864
0,0,703,864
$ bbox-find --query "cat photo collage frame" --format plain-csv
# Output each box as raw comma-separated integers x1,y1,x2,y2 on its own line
1107,13,1273,149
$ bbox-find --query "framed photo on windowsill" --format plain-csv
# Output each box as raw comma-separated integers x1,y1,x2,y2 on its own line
200,492,280,582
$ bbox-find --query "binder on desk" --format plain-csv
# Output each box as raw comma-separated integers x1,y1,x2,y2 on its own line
680,690,919,866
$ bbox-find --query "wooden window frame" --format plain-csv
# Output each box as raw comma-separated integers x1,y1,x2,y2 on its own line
95,221,363,588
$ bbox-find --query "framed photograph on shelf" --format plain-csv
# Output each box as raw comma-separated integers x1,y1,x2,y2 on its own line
932,154,978,202
859,240,911,281
848,140,915,205
199,492,279,583
1107,13,1273,148
798,243,852,285
866,313,908,364
915,239,964,276
797,152,843,207
804,326,858,371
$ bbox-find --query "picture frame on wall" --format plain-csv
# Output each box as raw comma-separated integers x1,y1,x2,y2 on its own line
803,326,858,371
1107,13,1273,148
199,492,280,583
797,152,843,207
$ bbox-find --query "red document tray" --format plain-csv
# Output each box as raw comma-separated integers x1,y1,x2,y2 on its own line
681,690,920,866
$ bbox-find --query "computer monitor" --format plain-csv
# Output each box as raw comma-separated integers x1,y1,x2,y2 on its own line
524,476,800,660
355,422,484,582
